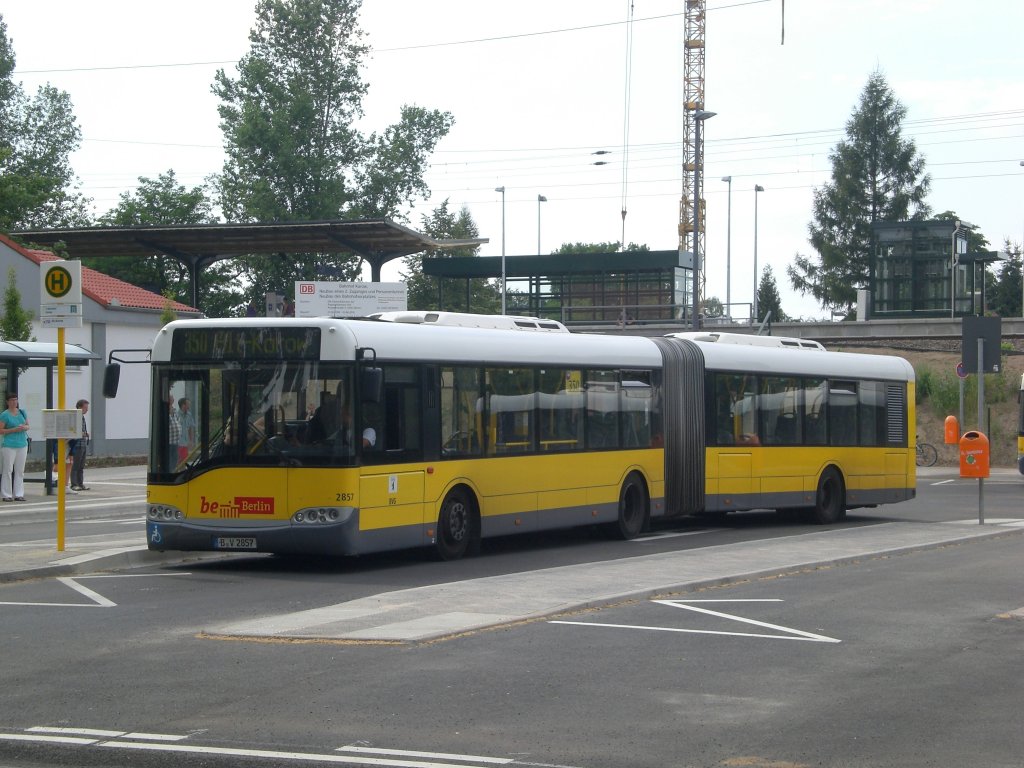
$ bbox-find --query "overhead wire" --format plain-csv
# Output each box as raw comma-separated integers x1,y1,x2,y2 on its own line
620,0,635,250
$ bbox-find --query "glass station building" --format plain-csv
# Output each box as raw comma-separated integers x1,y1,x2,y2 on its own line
422,250,693,325
871,219,1002,318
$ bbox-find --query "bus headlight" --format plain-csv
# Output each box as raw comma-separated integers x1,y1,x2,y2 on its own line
292,508,348,525
148,504,184,521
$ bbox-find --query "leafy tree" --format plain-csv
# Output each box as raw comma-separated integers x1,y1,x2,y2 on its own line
756,265,788,323
93,170,244,316
212,0,454,306
552,241,650,254
789,71,930,313
703,295,724,318
931,209,994,316
0,266,34,341
401,200,497,313
0,15,91,231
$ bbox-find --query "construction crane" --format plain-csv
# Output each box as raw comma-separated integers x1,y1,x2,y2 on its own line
679,0,707,321
678,1,784,323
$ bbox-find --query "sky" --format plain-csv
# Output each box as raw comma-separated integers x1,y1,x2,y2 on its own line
2,0,1023,320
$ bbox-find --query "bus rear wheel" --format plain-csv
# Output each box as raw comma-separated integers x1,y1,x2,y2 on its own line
435,487,478,561
812,467,846,525
613,473,649,540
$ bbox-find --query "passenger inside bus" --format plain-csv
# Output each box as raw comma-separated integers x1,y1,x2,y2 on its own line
340,402,376,449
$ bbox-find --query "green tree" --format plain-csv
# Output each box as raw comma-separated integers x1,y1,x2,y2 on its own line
0,15,91,231
757,265,788,323
94,170,244,316
159,289,179,327
0,266,34,341
212,0,454,306
552,241,650,254
401,201,497,313
988,238,1023,318
789,71,930,313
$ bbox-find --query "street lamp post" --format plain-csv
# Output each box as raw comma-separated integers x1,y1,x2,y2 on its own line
495,186,506,314
721,176,732,319
753,184,764,324
537,194,547,255
692,109,716,329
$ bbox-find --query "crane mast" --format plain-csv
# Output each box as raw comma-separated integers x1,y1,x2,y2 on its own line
679,0,706,319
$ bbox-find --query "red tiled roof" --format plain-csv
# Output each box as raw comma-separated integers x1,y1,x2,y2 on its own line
1,233,199,314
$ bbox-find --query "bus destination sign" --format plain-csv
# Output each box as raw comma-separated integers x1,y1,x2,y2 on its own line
171,327,322,362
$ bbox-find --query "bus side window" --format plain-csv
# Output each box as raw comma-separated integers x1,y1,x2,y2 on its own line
803,378,827,445
441,366,482,458
829,380,858,446
538,368,583,452
486,367,535,455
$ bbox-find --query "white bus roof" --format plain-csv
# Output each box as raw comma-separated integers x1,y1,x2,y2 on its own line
668,331,825,350
371,311,568,332
153,317,913,382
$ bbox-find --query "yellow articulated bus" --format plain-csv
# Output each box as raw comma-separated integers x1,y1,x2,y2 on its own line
125,316,916,560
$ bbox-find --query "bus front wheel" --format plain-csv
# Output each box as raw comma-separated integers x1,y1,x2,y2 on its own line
812,467,846,525
613,473,649,540
435,487,478,561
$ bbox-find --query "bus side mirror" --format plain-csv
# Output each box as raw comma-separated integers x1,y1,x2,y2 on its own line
102,364,121,398
361,367,383,404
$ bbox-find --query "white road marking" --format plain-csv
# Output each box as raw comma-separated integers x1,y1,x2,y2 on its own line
632,529,721,542
2,726,545,768
551,598,840,643
0,733,98,745
55,576,116,607
339,746,513,763
0,573,191,608
99,739,508,767
28,727,125,737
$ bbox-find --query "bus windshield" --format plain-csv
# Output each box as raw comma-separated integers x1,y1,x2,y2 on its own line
152,360,358,478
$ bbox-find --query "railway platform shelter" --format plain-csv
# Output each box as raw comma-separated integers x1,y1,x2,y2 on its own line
423,249,693,326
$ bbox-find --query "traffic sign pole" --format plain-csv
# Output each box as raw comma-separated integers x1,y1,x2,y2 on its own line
57,327,66,551
41,261,80,552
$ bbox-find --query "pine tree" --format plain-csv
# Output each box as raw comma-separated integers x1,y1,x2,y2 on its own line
756,265,788,323
0,266,34,341
789,71,930,313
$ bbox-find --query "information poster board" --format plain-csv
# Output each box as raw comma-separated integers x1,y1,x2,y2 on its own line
295,282,407,318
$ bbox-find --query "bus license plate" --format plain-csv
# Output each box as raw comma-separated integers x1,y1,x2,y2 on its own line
215,537,257,550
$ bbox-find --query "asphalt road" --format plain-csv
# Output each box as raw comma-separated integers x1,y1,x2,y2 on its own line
1,469,1023,768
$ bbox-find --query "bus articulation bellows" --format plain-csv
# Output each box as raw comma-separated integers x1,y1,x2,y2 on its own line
128,317,916,560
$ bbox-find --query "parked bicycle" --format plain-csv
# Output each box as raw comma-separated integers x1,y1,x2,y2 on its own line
916,440,938,467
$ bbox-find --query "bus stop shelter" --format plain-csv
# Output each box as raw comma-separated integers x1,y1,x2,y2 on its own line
0,341,98,493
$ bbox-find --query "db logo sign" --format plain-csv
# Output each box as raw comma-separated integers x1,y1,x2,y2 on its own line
299,283,316,294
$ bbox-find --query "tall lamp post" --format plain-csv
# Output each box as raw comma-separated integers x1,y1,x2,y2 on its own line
537,194,547,255
721,175,732,319
495,186,506,314
753,184,764,324
691,109,716,329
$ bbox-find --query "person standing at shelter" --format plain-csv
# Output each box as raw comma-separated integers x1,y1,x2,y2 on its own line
0,393,30,501
69,399,90,491
167,396,181,472
177,397,195,464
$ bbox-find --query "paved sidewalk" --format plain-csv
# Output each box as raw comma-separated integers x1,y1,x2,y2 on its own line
210,517,1024,642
